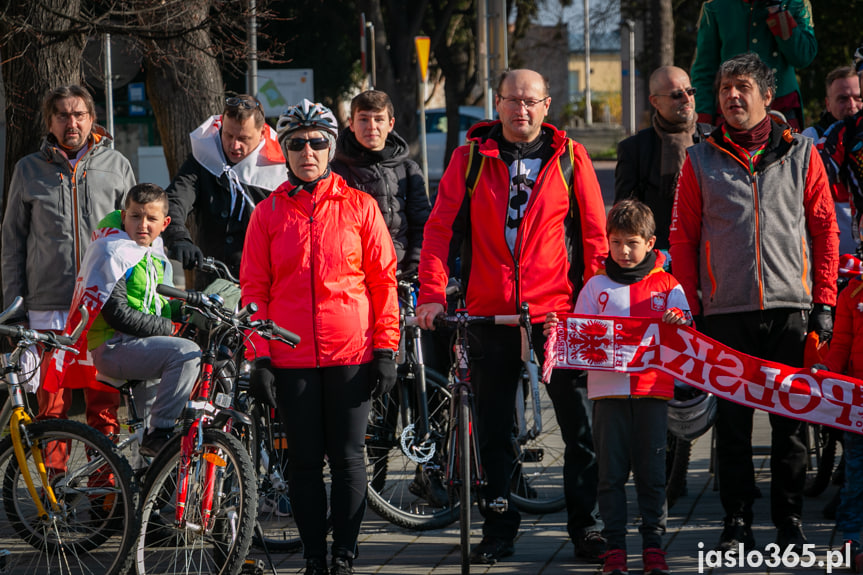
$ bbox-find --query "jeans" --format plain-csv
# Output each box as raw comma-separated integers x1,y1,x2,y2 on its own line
273,364,371,560
593,398,667,551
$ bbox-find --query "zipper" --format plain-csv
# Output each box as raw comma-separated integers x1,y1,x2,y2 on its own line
308,191,321,366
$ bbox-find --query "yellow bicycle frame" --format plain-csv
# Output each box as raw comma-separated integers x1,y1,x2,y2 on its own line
9,408,60,518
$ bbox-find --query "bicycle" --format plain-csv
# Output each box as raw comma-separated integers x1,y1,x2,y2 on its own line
365,275,455,530
125,283,298,575
0,297,140,575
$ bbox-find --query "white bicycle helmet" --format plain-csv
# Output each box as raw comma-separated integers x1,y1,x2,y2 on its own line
667,381,717,441
276,99,338,161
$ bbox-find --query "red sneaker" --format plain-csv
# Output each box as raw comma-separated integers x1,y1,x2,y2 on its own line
600,549,627,574
642,548,669,575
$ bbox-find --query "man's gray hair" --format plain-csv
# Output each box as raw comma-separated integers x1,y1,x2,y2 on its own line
714,52,776,100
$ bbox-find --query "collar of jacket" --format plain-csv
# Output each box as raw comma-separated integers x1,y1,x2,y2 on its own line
709,117,796,172
466,120,568,159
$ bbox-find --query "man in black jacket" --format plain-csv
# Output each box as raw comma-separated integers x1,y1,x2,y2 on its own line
163,95,286,285
615,66,711,251
332,90,430,276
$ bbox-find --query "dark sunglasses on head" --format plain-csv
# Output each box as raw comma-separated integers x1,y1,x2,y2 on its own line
656,87,697,100
286,137,330,152
225,96,261,110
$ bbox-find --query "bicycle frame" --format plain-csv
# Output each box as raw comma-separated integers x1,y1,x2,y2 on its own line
0,300,88,520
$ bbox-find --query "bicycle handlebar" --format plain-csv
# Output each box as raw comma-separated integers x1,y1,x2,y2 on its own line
0,297,89,351
157,284,301,347
405,314,521,328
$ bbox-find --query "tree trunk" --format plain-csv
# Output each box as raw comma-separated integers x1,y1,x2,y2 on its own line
141,0,223,179
1,0,85,203
654,0,674,68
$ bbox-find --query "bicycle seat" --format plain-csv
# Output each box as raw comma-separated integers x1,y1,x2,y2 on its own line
96,375,146,391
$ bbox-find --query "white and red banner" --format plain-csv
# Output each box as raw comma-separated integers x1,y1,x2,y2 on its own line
43,225,172,393
544,313,863,435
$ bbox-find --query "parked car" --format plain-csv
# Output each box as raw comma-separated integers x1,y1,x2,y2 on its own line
422,106,486,183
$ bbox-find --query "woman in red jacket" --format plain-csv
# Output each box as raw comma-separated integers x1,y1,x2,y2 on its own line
241,99,399,575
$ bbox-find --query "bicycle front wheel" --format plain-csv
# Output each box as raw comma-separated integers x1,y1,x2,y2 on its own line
0,418,140,575
365,367,458,530
509,379,566,514
135,428,257,575
240,396,303,553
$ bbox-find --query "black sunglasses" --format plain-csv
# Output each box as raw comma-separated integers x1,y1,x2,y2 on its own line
225,96,261,110
655,87,697,100
286,137,330,152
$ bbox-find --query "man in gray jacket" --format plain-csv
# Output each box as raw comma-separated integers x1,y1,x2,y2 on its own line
1,84,135,437
670,53,838,556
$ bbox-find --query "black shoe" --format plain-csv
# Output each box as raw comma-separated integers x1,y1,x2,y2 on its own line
716,516,754,553
140,427,175,458
304,557,328,575
776,517,807,554
574,530,606,563
469,536,515,564
409,466,449,508
330,556,353,575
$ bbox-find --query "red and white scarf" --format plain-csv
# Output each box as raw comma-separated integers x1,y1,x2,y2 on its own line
543,313,863,435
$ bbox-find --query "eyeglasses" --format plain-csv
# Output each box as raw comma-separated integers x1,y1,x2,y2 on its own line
497,95,550,109
225,97,261,110
286,137,330,152
654,88,697,100
55,111,89,122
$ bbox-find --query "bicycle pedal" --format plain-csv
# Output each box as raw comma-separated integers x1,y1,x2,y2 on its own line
487,496,509,513
241,559,265,575
522,448,544,462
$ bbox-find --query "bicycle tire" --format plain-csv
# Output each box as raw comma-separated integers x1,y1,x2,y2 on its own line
135,428,257,575
242,396,303,553
365,367,459,530
508,378,566,514
0,418,139,575
458,386,472,574
665,432,692,510
804,423,839,497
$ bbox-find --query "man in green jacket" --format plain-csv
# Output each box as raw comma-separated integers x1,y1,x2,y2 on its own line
690,0,817,130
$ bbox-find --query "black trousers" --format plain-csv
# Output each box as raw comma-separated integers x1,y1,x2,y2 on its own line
471,323,599,542
702,309,808,528
274,364,371,560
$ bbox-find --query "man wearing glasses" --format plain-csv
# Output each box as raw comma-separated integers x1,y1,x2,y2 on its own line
163,94,286,285
615,66,712,252
417,68,608,565
2,84,135,437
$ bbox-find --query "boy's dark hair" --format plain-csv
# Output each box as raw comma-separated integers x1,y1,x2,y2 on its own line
350,90,394,119
42,85,96,132
607,199,656,240
125,183,169,215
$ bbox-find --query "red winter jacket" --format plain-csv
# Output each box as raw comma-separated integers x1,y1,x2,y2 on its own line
241,172,399,368
824,278,863,379
418,121,608,318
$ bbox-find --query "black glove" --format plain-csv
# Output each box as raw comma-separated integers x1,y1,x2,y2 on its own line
170,240,204,270
249,357,277,408
808,304,834,343
369,349,397,398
